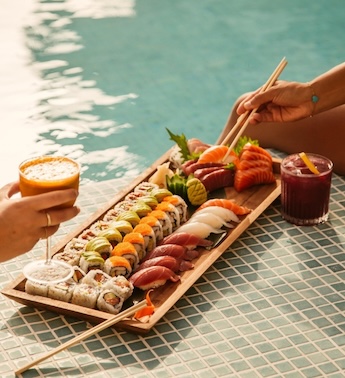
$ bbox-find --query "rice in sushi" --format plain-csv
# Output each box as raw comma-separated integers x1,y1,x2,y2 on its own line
96,288,124,314
82,269,111,288
111,242,139,270
123,232,146,261
71,283,99,308
139,215,164,242
104,275,134,300
149,210,173,237
104,256,132,278
162,194,188,223
155,201,181,231
48,281,76,302
25,280,48,297
133,223,156,253
79,251,105,273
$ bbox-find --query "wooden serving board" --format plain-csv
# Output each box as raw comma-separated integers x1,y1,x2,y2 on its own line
2,150,282,334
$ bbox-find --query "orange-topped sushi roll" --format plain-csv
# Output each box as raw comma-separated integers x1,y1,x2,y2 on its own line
155,201,180,231
133,223,156,253
123,232,146,261
139,215,164,242
149,210,173,237
104,256,132,278
111,241,139,270
162,194,188,223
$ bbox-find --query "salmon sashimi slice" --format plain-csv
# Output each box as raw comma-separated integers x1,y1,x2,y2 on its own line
234,167,276,192
237,159,272,171
198,145,235,164
196,199,252,215
239,150,272,163
241,144,273,159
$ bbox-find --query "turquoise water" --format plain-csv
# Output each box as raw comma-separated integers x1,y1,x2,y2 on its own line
1,0,344,186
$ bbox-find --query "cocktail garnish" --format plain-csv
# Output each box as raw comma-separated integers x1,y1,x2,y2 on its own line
299,152,320,175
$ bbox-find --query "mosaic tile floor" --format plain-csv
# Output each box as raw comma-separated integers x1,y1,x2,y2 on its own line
1,165,345,378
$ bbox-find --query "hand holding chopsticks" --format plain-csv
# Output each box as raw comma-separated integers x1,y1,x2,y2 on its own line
15,300,147,376
220,57,288,154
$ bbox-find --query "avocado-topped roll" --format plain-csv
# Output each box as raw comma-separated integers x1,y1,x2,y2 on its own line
97,228,123,248
85,236,112,260
108,220,133,237
116,210,141,227
80,251,105,273
130,201,152,218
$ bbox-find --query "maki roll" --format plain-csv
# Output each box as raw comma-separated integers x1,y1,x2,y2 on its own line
97,228,123,248
114,199,134,213
116,210,141,227
130,201,152,218
123,232,146,261
108,220,133,237
25,280,48,297
71,284,99,308
155,201,181,231
90,220,113,234
133,195,158,210
149,210,173,237
162,194,188,223
70,266,86,283
79,227,99,242
133,223,156,253
85,236,112,260
104,275,134,300
48,281,76,302
150,187,173,202
104,256,132,278
81,269,111,288
139,215,164,242
97,288,124,314
111,242,139,270
80,251,105,273
134,181,159,195
52,249,81,267
103,208,123,222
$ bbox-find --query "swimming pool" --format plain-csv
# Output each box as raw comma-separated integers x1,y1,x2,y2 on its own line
1,0,344,187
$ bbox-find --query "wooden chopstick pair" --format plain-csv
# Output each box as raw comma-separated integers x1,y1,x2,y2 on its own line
220,57,288,158
14,300,147,376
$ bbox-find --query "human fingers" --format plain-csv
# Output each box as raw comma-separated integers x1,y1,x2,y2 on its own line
22,189,79,211
42,206,80,228
0,181,20,199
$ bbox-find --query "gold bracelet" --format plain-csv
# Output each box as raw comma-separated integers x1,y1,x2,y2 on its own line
309,83,319,117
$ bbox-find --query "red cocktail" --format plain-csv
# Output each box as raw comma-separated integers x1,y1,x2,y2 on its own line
281,153,333,226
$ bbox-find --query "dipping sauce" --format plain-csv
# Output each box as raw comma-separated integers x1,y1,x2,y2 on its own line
19,156,80,208
280,153,333,226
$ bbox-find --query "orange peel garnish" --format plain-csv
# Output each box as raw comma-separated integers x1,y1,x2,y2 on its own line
134,289,155,320
299,152,320,175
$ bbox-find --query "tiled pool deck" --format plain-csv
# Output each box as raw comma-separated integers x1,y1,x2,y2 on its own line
1,157,345,378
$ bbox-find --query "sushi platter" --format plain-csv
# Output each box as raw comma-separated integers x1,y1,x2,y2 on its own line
2,148,282,334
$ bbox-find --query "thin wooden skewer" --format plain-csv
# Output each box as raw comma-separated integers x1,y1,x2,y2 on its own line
15,300,147,376
220,57,288,149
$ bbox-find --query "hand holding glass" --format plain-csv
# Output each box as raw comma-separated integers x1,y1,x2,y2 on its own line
19,156,80,284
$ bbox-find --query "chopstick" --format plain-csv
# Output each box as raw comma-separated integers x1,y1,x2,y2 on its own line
15,300,147,376
220,57,288,154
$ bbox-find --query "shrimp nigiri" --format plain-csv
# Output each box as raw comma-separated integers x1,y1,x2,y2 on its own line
196,199,252,215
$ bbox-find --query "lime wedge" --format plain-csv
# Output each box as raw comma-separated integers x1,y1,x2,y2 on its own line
299,152,320,174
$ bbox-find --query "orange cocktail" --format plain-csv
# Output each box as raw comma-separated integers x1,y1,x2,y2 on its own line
19,156,80,208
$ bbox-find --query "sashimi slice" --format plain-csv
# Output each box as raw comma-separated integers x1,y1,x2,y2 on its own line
188,212,234,229
198,145,235,164
196,199,252,215
195,206,240,223
237,159,272,171
196,168,235,193
234,167,276,192
129,266,180,290
241,144,272,159
239,150,272,164
162,232,213,250
177,222,224,239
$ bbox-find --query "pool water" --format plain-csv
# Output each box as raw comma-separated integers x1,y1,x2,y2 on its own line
1,0,344,186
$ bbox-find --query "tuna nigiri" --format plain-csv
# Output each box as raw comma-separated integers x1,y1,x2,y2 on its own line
196,199,252,215
143,244,196,261
129,266,180,290
134,255,194,273
162,232,213,250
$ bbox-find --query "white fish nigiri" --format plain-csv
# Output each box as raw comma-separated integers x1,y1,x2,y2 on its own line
194,206,240,223
188,212,235,229
177,222,224,239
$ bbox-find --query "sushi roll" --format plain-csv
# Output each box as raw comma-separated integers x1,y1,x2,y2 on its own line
149,210,173,237
25,280,48,297
47,281,76,302
123,232,146,261
81,269,111,288
103,208,124,222
79,251,105,273
85,236,112,260
155,201,180,231
133,223,156,253
104,275,134,300
162,195,188,223
139,215,164,242
96,288,124,314
111,242,139,270
70,266,86,283
89,220,113,234
134,195,158,210
71,284,99,308
97,228,123,248
150,187,173,203
114,199,134,213
134,181,159,195
108,220,133,237
130,201,152,218
52,249,81,266
104,256,132,278
116,210,141,227
63,237,87,255
78,227,99,242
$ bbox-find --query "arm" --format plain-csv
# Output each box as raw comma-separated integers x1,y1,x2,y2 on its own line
237,62,345,124
0,182,80,262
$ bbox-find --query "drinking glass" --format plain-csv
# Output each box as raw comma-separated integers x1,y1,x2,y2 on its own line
280,153,333,226
19,155,80,284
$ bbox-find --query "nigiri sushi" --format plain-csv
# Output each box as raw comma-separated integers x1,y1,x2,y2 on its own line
188,212,234,229
195,206,240,223
143,244,192,261
196,199,252,215
134,255,193,273
161,232,213,250
129,266,180,290
176,222,224,239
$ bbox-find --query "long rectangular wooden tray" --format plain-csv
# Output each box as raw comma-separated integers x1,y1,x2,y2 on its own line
2,150,281,334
